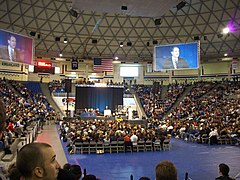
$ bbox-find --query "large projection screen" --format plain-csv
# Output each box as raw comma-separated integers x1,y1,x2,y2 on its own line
75,86,123,113
153,42,200,71
0,29,33,65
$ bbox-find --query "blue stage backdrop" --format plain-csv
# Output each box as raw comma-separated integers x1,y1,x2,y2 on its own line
75,86,123,113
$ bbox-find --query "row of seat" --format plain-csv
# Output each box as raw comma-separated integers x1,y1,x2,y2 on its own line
0,121,40,162
72,139,171,154
198,134,236,145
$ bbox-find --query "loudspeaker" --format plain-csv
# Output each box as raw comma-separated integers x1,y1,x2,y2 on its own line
121,6,127,10
55,37,60,41
194,36,200,40
153,40,158,45
154,18,162,25
127,42,132,46
92,39,97,44
30,31,36,36
69,9,78,17
152,82,160,94
147,42,150,46
65,79,72,93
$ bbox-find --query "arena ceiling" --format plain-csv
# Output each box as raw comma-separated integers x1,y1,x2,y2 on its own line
0,0,240,63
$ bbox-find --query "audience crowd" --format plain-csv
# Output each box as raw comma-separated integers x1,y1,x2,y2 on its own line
0,77,239,180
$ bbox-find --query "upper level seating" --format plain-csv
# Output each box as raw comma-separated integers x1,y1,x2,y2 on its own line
24,82,43,94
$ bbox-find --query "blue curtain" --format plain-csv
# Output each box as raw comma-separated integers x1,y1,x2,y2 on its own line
75,87,123,113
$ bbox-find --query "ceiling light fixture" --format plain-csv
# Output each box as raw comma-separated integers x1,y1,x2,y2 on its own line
223,27,230,34
120,42,123,47
64,38,68,43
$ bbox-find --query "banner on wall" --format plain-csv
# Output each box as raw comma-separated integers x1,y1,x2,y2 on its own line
72,57,78,70
232,59,238,70
147,63,153,73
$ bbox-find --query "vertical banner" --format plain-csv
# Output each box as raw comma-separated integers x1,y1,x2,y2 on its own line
146,63,153,72
72,57,78,70
62,64,64,74
232,58,238,70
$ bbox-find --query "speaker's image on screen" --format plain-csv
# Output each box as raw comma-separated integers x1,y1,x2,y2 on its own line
153,42,199,71
0,29,33,65
120,67,139,77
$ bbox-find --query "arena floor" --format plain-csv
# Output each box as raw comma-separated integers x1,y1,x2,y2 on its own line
37,125,240,180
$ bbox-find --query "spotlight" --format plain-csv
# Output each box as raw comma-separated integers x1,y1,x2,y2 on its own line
69,8,78,18
120,42,123,47
224,53,228,57
177,1,186,11
223,27,230,34
64,38,68,43
59,53,63,57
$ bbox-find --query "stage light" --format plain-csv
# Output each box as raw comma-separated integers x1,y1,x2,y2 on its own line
224,53,228,56
223,27,230,34
59,53,63,57
120,42,123,47
64,38,68,43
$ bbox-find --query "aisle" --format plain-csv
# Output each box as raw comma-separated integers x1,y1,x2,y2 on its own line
36,124,67,167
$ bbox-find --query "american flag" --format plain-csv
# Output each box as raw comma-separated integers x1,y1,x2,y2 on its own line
93,58,113,72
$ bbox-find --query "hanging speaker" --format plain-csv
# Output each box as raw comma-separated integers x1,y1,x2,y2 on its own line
65,79,72,93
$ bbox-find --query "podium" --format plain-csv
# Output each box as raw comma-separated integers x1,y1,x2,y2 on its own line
104,109,111,116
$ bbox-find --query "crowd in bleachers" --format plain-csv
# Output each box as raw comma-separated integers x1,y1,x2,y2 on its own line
0,78,59,178
134,82,188,118
49,80,66,93
147,81,240,145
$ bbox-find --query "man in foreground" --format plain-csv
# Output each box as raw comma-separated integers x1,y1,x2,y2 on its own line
16,142,60,180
